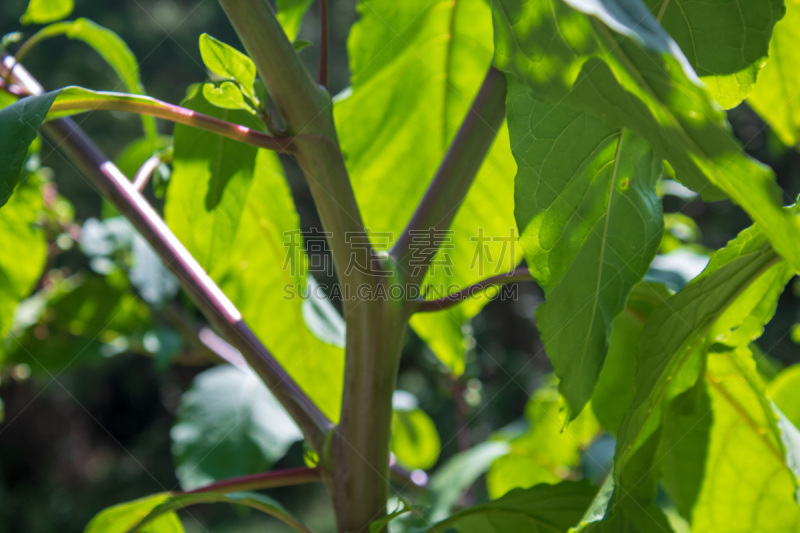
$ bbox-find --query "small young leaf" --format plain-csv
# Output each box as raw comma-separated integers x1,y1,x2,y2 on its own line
199,33,256,98
20,0,74,25
292,39,313,52
202,81,255,113
84,494,183,533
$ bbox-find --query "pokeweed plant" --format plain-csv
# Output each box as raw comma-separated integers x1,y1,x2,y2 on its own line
2,0,800,531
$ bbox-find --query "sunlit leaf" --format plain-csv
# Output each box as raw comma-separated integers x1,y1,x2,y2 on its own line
202,81,255,113
20,0,73,24
748,0,800,147
641,0,784,109
510,80,664,415
661,347,800,531
492,0,800,272
337,0,520,375
769,363,800,428
199,33,257,100
391,392,441,470
84,494,183,533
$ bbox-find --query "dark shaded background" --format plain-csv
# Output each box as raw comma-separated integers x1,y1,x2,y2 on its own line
1,0,798,531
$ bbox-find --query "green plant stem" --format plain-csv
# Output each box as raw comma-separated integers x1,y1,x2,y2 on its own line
415,265,534,312
188,467,322,494
391,67,508,288
47,92,294,152
217,0,372,290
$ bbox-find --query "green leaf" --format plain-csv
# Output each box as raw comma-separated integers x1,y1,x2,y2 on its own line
748,0,800,146
135,491,311,533
487,378,600,499
427,441,511,521
590,282,672,433
199,33,257,99
492,0,800,272
277,0,315,42
0,179,47,349
21,19,156,141
429,481,598,533
165,86,260,272
594,225,793,527
391,392,441,470
337,0,520,374
171,365,302,490
0,91,57,206
20,0,73,24
510,79,664,415
84,494,183,533
641,0,784,109
165,87,344,420
202,81,256,114
769,363,800,428
660,347,800,531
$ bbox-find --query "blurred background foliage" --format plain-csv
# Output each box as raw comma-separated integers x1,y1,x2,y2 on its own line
0,0,798,531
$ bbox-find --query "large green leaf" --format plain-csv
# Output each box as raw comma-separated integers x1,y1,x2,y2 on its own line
428,481,597,533
20,0,73,24
336,0,520,374
20,18,156,141
748,0,800,147
661,347,800,532
165,86,259,273
171,365,302,490
510,79,664,415
487,378,600,499
597,225,793,527
276,0,315,42
165,88,344,420
640,0,784,109
492,0,800,272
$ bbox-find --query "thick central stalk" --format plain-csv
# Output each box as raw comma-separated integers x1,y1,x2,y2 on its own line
331,288,410,532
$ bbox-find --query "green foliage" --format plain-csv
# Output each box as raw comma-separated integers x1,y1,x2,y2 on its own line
171,365,301,490
748,0,800,146
20,0,73,25
493,0,800,274
3,0,800,531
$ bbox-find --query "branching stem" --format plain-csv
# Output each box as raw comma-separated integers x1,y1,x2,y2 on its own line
187,467,322,494
415,265,534,313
